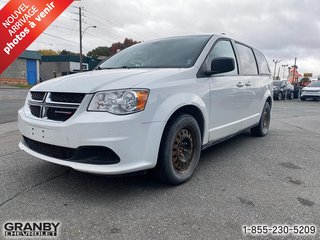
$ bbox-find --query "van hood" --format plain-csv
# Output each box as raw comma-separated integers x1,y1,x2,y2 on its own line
32,68,191,93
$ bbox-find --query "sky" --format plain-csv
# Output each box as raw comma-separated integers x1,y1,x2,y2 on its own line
1,0,319,78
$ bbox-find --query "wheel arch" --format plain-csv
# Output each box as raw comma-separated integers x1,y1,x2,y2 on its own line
162,105,205,144
266,96,272,109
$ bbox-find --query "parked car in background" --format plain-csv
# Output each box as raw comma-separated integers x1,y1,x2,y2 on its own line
301,81,320,101
273,80,294,100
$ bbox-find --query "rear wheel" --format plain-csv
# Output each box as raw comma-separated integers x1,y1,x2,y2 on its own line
301,97,305,101
154,114,201,185
251,102,271,137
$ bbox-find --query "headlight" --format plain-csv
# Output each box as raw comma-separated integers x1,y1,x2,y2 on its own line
88,89,149,115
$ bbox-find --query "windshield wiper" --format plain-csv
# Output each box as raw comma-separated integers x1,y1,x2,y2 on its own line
95,66,114,70
98,66,143,70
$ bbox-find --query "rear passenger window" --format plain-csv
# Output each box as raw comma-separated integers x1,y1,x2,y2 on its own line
207,40,238,75
254,50,270,75
235,43,258,75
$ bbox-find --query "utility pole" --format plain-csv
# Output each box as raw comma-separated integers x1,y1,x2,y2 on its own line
79,7,83,72
292,58,297,85
273,59,281,80
292,57,299,98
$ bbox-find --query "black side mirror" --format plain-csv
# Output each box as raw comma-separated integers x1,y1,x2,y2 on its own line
207,57,235,75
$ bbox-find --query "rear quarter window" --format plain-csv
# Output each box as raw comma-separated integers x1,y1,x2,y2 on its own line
254,50,271,75
235,43,258,75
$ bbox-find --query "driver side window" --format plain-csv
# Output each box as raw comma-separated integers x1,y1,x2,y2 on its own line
206,40,238,75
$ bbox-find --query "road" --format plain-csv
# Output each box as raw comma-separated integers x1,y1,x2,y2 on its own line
0,93,319,239
0,88,28,124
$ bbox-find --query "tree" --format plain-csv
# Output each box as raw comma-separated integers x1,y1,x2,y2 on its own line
37,49,58,56
87,46,110,58
109,38,140,56
59,49,79,56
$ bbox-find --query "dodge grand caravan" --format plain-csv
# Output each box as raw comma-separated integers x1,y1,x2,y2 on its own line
18,34,272,185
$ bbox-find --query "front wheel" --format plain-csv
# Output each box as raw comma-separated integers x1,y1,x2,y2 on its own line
250,102,271,137
154,114,201,185
277,92,282,101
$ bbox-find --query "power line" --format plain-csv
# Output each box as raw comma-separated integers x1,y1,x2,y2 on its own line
36,41,79,48
83,9,152,39
34,39,91,51
42,33,79,44
85,32,114,45
49,21,116,45
50,25,76,31
83,15,128,40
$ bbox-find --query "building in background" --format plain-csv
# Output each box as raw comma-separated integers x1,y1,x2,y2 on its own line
0,50,41,85
40,55,100,81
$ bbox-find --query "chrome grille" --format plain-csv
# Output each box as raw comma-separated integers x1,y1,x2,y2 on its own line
47,107,77,121
29,92,85,122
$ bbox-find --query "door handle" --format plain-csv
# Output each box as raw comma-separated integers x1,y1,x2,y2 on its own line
236,82,244,88
245,81,252,87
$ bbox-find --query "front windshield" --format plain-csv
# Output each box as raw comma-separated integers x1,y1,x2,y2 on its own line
308,81,320,87
99,35,211,69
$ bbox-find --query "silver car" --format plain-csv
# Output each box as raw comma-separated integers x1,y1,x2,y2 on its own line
301,81,320,101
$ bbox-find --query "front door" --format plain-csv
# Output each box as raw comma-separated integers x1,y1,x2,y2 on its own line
207,39,248,141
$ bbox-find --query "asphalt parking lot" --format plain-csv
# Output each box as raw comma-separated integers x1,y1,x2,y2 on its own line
0,89,319,239
0,88,28,124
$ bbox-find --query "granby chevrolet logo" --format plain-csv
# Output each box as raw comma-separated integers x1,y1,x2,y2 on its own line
0,0,74,74
3,221,60,237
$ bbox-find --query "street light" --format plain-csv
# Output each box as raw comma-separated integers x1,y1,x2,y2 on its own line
79,25,97,72
273,59,281,80
281,64,288,80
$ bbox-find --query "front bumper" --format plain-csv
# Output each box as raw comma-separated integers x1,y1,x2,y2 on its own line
301,91,320,99
18,107,164,175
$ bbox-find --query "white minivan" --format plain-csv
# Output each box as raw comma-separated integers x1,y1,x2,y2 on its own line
18,34,272,185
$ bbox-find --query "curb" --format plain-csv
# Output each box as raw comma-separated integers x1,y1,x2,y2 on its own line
0,85,19,89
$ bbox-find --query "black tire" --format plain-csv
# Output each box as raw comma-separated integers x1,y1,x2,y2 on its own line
289,91,294,99
154,114,201,185
250,102,271,137
301,97,305,101
277,92,282,101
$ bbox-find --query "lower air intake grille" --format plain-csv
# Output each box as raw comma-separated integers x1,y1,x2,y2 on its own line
24,136,76,160
23,137,121,164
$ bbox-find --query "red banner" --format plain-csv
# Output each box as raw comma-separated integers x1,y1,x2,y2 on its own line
0,0,74,74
